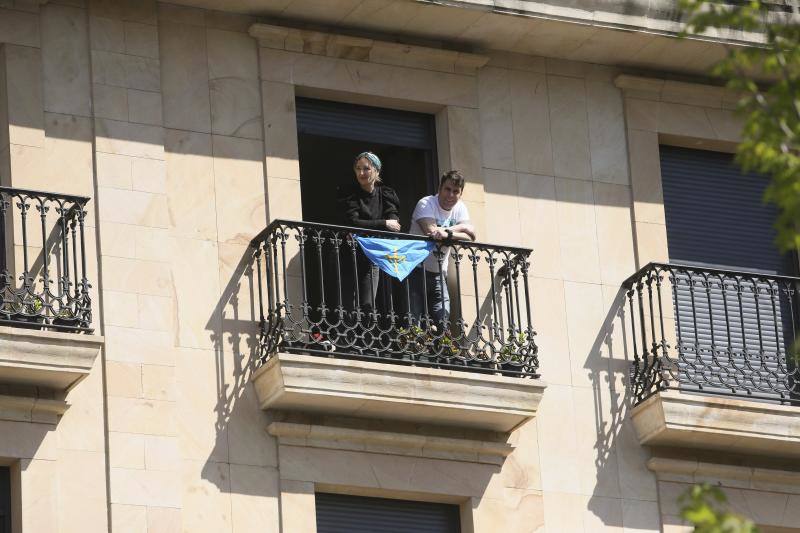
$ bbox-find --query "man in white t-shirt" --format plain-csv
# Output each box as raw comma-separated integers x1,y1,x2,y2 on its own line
409,170,476,328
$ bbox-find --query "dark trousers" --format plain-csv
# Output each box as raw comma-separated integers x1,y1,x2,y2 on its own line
409,267,450,328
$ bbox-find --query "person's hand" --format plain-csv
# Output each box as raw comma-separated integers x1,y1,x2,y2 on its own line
429,227,447,240
385,219,401,232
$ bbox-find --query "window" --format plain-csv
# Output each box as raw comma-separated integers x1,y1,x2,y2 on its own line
315,493,461,533
0,467,10,533
659,145,799,399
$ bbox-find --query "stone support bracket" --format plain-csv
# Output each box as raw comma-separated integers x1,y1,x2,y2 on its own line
631,390,800,459
252,352,545,434
0,326,103,392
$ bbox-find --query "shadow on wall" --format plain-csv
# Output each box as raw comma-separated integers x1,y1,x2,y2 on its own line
585,288,659,530
201,244,279,496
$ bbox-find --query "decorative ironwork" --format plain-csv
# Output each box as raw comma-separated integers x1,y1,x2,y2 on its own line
623,262,799,404
252,219,538,377
0,187,92,332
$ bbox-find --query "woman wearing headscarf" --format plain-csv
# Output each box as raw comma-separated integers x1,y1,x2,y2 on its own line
338,151,401,321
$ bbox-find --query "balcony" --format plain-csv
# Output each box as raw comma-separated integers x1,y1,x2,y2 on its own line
0,187,100,396
623,262,800,458
249,220,545,434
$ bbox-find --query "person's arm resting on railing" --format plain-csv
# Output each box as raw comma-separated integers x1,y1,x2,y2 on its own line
417,218,475,242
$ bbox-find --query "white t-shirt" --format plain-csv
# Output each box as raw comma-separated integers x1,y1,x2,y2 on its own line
410,194,471,273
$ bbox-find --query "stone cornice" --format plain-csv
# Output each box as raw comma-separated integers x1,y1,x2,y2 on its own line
614,74,739,108
648,457,800,495
268,421,514,465
0,393,68,425
249,23,489,76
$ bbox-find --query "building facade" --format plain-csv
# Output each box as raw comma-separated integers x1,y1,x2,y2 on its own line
0,0,798,532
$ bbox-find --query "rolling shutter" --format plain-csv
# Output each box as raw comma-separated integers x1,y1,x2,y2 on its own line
315,493,461,533
659,146,796,398
295,97,436,150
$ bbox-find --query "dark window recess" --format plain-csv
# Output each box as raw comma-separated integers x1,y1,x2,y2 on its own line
660,145,792,275
659,145,798,398
296,97,438,228
0,467,10,533
316,493,461,533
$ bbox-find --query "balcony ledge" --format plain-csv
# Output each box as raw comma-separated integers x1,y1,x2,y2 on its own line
0,326,103,392
252,353,546,434
631,391,800,459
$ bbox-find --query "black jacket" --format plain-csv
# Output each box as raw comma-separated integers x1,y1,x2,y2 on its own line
338,184,400,230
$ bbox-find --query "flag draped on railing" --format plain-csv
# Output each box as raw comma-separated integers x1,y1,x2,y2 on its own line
355,236,435,281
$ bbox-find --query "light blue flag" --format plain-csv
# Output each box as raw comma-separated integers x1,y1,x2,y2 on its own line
355,236,435,281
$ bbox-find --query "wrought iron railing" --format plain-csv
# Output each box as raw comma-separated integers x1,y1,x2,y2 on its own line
252,219,538,377
624,262,799,404
0,187,92,332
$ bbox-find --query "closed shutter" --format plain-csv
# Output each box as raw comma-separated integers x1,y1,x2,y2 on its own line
296,97,436,150
0,467,9,533
315,493,461,533
660,146,796,398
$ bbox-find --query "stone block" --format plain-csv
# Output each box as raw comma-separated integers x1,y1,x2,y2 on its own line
2,44,44,148
446,106,482,184
18,458,58,533
124,21,158,59
175,347,228,463
127,89,162,126
104,290,139,328
548,75,591,180
43,112,94,196
484,168,520,246
509,69,552,175
164,128,217,241
110,467,181,508
102,256,172,297
107,396,176,436
94,83,129,122
0,7,39,48
144,435,179,471
628,129,665,225
109,431,145,469
587,80,629,185
530,277,570,386
593,183,636,286
95,118,165,160
142,364,174,401
136,294,173,332
517,173,562,279
131,155,165,194
160,21,211,133
98,187,169,228
96,151,133,189
146,507,181,533
207,29,261,139
180,460,232,532
110,504,147,533
171,237,220,350
230,464,281,532
477,67,514,172
261,80,299,180
103,325,174,365
471,489,544,533
90,16,125,53
42,3,91,117
554,177,601,283
212,135,267,244
57,449,109,533
280,480,315,533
